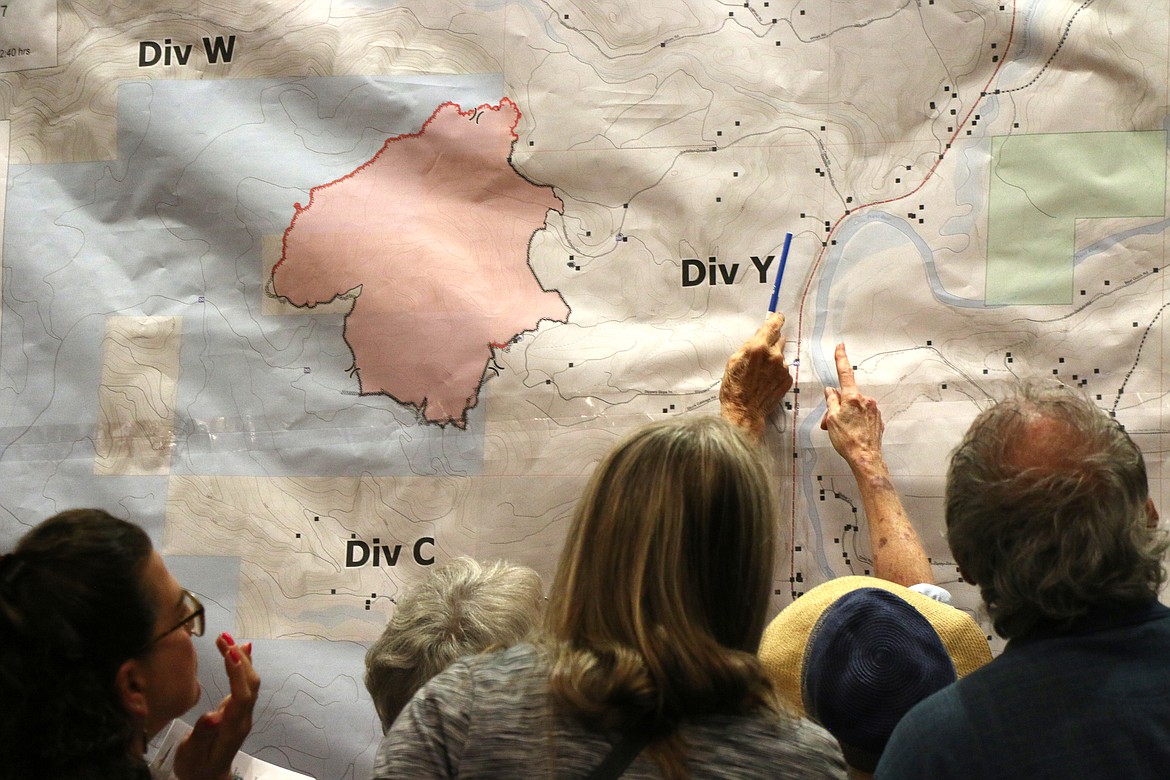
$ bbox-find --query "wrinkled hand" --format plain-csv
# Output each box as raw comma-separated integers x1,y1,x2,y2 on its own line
173,633,260,780
721,312,793,441
821,343,884,468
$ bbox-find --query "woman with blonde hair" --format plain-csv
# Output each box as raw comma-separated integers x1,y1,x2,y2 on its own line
373,315,845,779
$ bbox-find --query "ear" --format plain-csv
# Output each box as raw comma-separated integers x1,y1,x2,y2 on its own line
1147,498,1160,531
115,658,150,722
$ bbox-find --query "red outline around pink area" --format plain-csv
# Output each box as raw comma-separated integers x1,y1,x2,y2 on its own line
273,97,524,278
270,96,567,428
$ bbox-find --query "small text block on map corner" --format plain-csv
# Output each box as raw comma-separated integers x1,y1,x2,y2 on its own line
0,0,58,73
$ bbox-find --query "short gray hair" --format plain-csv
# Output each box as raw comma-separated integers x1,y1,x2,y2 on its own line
945,381,1167,638
364,557,544,731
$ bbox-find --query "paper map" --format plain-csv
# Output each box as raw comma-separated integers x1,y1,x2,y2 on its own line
0,1,1166,775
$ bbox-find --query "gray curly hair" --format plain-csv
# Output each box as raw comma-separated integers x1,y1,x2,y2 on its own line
364,557,544,731
945,381,1167,639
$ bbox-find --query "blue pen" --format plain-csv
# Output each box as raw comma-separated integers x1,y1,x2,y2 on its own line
768,232,793,313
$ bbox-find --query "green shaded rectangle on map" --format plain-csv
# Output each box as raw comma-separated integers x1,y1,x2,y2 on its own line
988,130,1166,305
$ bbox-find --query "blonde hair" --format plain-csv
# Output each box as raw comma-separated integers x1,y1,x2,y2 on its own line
545,416,780,777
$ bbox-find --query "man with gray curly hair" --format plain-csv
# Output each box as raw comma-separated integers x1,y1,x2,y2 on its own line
365,557,544,732
878,381,1170,779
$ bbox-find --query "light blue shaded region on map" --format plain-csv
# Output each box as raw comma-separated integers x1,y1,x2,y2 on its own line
0,74,506,492
164,555,380,778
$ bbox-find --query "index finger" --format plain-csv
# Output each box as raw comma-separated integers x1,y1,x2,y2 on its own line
834,342,857,392
759,311,785,347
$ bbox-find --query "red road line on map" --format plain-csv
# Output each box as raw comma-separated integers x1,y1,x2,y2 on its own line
783,3,1020,590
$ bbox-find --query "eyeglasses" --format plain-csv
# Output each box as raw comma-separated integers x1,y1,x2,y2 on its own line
150,589,205,645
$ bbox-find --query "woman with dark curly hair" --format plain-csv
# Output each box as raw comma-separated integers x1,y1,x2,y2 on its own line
0,508,260,780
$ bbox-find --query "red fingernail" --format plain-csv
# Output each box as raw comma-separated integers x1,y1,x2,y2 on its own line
221,632,235,645
244,642,253,655
230,648,241,664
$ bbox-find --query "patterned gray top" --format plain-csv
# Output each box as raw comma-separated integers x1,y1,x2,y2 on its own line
373,643,846,779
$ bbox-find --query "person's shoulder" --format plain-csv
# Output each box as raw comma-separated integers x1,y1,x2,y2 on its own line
415,641,550,714
875,683,971,778
687,710,847,777
451,641,545,678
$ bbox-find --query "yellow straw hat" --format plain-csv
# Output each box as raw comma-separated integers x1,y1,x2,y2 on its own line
758,576,992,772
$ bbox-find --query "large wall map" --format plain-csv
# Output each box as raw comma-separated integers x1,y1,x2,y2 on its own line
0,1,1166,776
